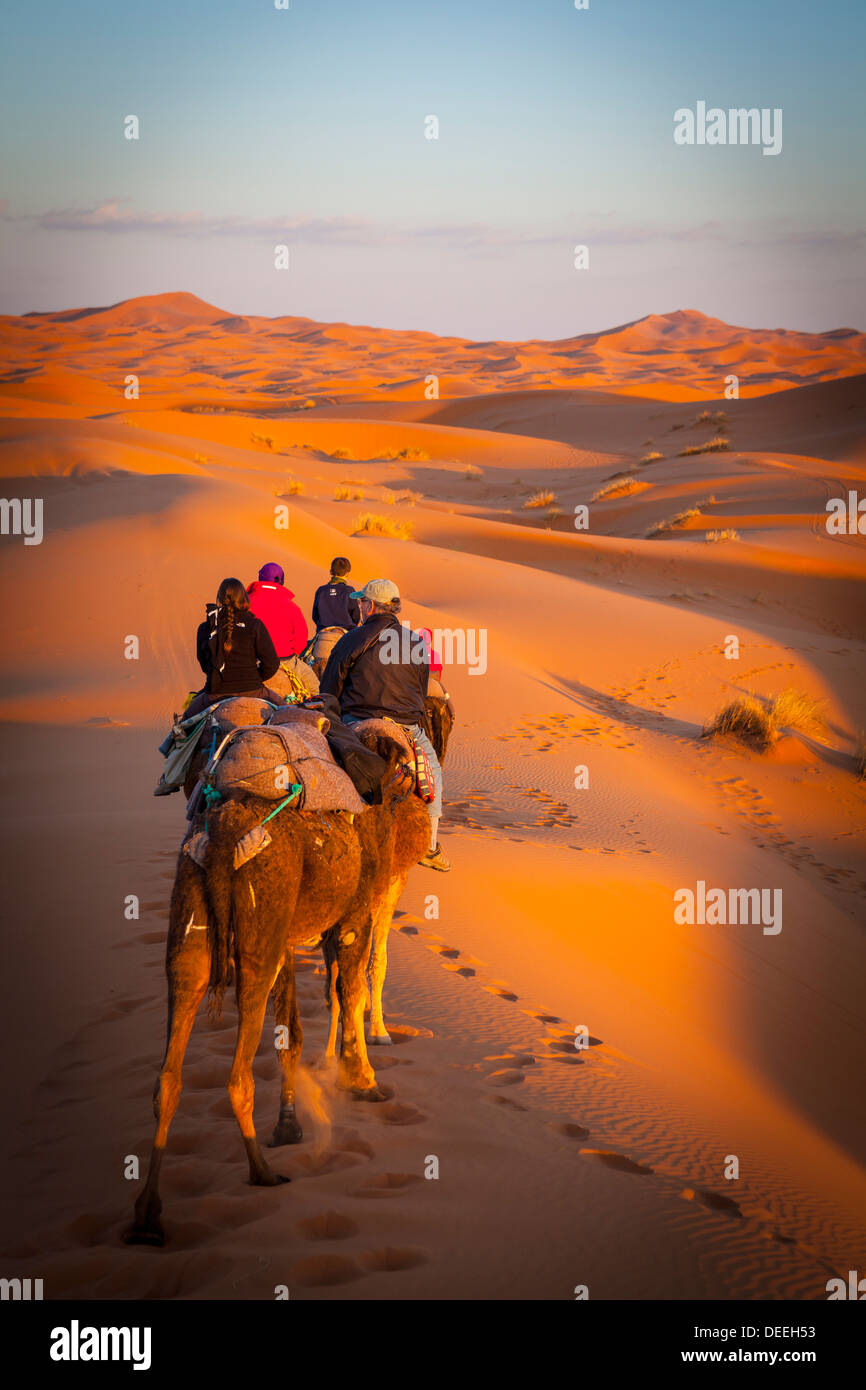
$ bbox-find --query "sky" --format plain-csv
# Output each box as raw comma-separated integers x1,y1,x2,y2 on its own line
0,0,863,338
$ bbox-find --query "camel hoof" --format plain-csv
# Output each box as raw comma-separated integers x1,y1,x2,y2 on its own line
350,1084,388,1103
367,1031,393,1046
123,1225,165,1248
269,1119,304,1147
251,1170,291,1187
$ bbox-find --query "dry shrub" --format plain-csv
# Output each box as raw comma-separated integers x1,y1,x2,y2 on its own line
693,409,728,431
703,696,776,751
770,689,827,738
334,485,363,501
706,528,740,542
646,507,700,537
592,476,641,501
352,512,414,540
250,431,275,449
641,451,664,464
524,489,557,509
376,446,430,462
329,447,352,460
704,688,826,751
678,436,729,457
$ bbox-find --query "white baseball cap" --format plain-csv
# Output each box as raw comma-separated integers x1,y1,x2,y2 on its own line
350,578,400,604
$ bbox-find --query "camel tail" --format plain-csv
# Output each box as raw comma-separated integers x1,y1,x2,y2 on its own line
202,800,259,1018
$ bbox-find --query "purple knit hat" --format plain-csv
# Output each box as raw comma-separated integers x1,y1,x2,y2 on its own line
258,562,284,584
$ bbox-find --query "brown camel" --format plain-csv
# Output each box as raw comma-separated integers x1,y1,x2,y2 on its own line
321,700,455,1051
127,740,428,1246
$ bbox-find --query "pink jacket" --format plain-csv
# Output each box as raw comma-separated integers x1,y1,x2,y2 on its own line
247,581,309,659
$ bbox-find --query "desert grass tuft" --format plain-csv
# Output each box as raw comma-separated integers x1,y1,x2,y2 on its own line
646,506,700,538
677,436,729,457
523,489,557,509
769,688,827,738
352,512,414,540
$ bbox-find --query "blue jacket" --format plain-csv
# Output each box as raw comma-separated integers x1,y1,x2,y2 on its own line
312,576,361,631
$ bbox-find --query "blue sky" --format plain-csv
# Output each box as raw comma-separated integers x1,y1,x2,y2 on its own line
1,0,863,336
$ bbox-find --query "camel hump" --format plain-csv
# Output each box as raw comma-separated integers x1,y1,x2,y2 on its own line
210,723,367,814
351,717,413,761
210,696,272,733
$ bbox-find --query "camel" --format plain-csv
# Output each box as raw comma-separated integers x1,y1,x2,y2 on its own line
127,736,429,1246
180,692,453,1046
320,696,455,1051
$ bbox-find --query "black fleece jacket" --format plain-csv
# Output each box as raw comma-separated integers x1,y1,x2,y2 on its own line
196,607,280,697
319,612,428,724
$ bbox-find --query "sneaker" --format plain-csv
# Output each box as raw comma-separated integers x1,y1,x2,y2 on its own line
419,844,450,872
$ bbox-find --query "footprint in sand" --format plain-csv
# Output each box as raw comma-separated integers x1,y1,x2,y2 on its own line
548,1121,591,1141
579,1149,654,1176
296,1210,360,1241
484,1069,527,1086
359,1246,428,1273
382,1024,433,1045
489,1094,528,1111
485,985,519,1002
291,1149,366,1178
681,1187,742,1218
331,1128,376,1159
483,1052,535,1067
375,1102,427,1126
351,1172,424,1197
286,1253,363,1287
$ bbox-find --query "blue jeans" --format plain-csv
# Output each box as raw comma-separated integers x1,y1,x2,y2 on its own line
343,715,442,826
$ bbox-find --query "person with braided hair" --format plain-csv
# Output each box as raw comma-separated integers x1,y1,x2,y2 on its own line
185,577,282,717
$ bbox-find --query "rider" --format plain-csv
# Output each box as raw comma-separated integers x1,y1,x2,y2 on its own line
246,561,309,659
185,577,282,717
309,557,361,676
312,557,361,632
319,578,449,872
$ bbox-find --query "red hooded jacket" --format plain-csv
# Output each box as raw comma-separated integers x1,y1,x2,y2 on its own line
246,580,309,659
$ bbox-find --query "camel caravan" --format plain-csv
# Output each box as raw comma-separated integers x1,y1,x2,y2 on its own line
127,564,453,1245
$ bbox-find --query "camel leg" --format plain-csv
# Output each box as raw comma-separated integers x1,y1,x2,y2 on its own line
334,916,382,1098
269,953,304,1146
367,875,405,1045
322,936,340,1061
228,962,290,1186
126,886,211,1245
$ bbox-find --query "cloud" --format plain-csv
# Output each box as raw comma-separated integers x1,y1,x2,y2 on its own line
2,199,862,255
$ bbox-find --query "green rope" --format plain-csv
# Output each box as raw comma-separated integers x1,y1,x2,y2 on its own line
260,784,303,825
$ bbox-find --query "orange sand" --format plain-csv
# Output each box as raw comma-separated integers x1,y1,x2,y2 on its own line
0,294,864,1300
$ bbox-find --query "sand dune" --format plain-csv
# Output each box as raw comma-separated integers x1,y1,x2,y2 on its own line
2,292,864,409
0,294,864,1300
